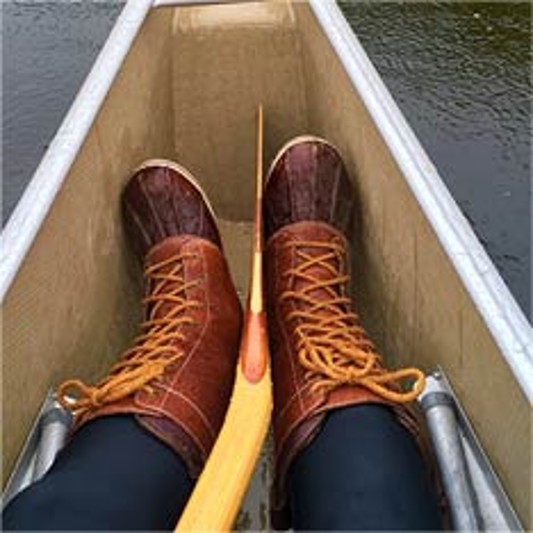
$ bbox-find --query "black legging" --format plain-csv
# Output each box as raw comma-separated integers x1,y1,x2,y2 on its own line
4,407,442,531
3,416,193,531
289,405,442,530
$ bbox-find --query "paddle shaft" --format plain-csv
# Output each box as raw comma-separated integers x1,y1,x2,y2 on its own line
176,106,272,531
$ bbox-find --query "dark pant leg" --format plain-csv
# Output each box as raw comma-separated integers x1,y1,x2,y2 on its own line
288,404,442,531
3,415,193,531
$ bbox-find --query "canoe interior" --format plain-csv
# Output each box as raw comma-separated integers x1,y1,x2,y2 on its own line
3,2,530,527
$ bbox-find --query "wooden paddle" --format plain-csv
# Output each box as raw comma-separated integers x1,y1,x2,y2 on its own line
176,106,272,531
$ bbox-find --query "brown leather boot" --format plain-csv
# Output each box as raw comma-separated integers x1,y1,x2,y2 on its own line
58,159,242,477
264,136,427,525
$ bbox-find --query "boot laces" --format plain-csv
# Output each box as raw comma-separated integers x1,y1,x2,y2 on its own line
57,252,200,419
281,240,425,403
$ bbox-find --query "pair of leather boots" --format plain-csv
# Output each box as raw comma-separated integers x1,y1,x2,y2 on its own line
58,136,427,525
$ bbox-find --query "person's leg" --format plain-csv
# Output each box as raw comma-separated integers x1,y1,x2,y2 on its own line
288,405,442,531
264,137,443,530
4,161,242,531
3,416,193,531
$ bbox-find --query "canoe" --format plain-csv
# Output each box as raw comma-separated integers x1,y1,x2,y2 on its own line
2,0,531,528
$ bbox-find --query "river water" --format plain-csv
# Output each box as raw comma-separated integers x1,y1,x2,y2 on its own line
2,1,531,318
340,0,531,319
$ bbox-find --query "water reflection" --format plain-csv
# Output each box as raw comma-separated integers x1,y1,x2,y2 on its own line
340,1,531,318
2,2,123,223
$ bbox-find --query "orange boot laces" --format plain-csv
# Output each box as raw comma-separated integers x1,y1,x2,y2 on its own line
57,252,201,420
280,240,425,403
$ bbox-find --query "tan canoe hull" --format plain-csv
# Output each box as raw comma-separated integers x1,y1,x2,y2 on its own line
2,1,531,526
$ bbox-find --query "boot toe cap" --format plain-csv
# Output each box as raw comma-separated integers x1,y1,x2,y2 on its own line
122,160,221,258
264,136,355,241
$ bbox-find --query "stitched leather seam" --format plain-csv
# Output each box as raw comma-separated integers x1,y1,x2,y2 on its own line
157,384,216,441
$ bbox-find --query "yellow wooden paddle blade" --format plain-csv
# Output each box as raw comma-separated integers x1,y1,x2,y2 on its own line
176,106,272,531
176,360,271,531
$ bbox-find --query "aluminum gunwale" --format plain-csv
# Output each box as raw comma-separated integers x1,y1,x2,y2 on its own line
0,0,153,302
309,0,533,400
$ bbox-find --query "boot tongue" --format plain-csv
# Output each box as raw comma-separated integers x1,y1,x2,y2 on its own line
146,234,195,264
286,222,349,320
143,235,202,321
